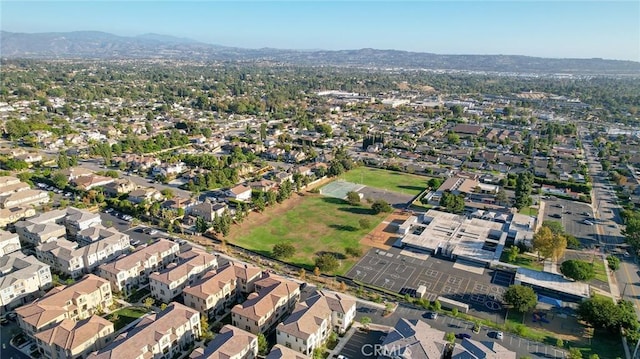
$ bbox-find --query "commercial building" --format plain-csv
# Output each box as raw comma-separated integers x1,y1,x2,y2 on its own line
397,209,507,266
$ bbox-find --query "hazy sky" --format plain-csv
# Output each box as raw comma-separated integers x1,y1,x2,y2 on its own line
2,1,639,61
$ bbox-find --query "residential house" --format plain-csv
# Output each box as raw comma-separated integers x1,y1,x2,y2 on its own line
0,176,21,188
161,196,199,213
36,239,85,278
149,249,218,303
153,162,186,177
0,189,50,209
64,207,102,238
452,124,483,137
102,179,137,197
379,319,447,359
452,338,517,359
34,315,114,359
0,229,21,255
226,185,252,202
0,252,52,310
183,262,240,319
76,225,121,247
97,238,180,294
231,273,300,334
267,345,310,359
190,324,257,359
273,172,294,185
58,168,94,182
190,200,228,222
128,187,164,204
15,274,112,338
16,222,66,246
73,175,115,191
87,302,201,359
248,179,277,193
0,206,36,227
276,291,356,355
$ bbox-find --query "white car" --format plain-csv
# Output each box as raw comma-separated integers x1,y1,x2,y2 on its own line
495,331,504,340
583,220,594,225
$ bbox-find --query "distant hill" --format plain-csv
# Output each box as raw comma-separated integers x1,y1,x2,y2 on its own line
2,31,639,75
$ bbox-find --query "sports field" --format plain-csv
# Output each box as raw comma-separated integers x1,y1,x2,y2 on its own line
338,167,429,197
229,194,387,275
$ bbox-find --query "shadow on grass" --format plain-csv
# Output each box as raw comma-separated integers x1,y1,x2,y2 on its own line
329,224,360,232
320,197,349,205
315,251,347,260
337,207,375,215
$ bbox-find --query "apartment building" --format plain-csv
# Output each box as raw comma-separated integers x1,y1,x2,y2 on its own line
76,225,125,247
0,229,21,255
0,252,52,311
64,207,102,238
34,315,114,359
16,222,66,246
15,274,112,338
0,206,36,227
183,262,241,319
149,249,218,303
233,263,263,295
231,274,300,334
36,238,85,278
97,238,179,295
190,324,257,359
0,181,30,196
0,189,50,209
36,232,130,278
0,176,21,188
276,291,356,355
87,302,201,359
267,345,310,359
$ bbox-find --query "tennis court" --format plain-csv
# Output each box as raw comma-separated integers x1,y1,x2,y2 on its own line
319,180,365,199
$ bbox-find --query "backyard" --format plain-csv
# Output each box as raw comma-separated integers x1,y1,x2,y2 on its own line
338,167,429,197
227,194,387,275
106,306,150,331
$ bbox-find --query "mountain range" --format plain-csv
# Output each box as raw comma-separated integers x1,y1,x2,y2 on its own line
2,31,639,75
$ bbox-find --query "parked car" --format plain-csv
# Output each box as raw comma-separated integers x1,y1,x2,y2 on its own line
423,312,438,320
455,333,471,340
583,220,594,225
495,331,504,340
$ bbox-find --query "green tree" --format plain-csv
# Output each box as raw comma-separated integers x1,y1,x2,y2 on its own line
358,218,371,230
445,332,456,343
51,172,69,189
371,200,392,214
506,245,520,263
568,348,583,359
428,178,442,190
257,333,268,356
346,191,361,205
345,246,362,258
503,285,537,322
433,300,441,311
532,226,567,261
514,171,534,210
161,188,174,199
315,253,339,272
360,316,371,330
272,243,296,259
560,260,595,281
143,297,155,310
607,255,620,271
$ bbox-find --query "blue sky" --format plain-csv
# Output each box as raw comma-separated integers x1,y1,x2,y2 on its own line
2,1,639,61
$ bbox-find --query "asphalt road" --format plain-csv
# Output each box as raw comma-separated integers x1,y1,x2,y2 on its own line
0,320,30,359
584,142,640,316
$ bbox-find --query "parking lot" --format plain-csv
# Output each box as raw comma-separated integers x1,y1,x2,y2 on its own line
336,330,387,359
543,198,597,246
346,248,512,315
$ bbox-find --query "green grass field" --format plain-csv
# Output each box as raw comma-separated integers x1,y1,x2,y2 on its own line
106,307,149,331
519,206,539,216
230,194,387,275
591,260,608,283
339,167,429,197
500,251,544,271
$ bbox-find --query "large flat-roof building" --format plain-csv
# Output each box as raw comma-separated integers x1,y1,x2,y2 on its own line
397,209,507,265
515,267,590,304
